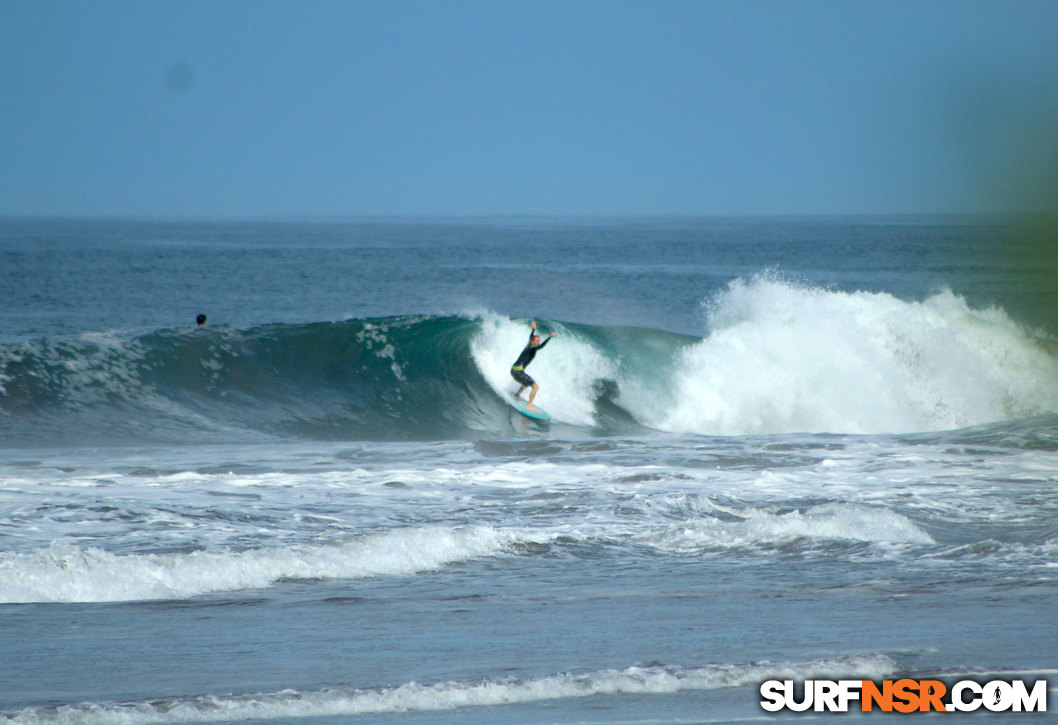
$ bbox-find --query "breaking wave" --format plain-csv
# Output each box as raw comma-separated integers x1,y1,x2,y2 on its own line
0,526,540,604
1,654,898,724
2,277,1056,444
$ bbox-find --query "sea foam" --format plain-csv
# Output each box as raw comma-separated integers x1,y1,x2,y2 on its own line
649,277,1058,435
2,654,898,724
0,526,533,604
640,503,934,554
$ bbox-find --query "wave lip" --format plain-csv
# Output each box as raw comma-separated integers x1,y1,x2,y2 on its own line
0,526,537,604
1,654,898,724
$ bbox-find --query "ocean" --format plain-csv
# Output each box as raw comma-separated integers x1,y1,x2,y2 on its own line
1,217,1056,723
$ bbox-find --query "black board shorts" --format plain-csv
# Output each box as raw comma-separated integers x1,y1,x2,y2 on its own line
511,366,535,387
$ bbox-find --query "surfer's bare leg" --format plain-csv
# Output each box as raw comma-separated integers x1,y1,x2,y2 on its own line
527,383,540,410
514,385,526,398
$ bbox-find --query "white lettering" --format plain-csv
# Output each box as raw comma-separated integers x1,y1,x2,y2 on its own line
948,681,981,712
983,681,1014,712
786,680,813,712
759,680,786,713
815,681,841,712
835,680,862,711
812,680,861,712
764,677,1046,713
1011,680,1048,712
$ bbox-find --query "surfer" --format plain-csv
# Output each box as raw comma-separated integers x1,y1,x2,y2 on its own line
196,313,207,327
510,320,557,412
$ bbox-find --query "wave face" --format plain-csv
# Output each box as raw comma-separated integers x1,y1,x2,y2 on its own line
2,277,1057,444
0,315,505,445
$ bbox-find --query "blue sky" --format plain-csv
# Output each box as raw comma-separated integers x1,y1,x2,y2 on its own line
3,0,1057,218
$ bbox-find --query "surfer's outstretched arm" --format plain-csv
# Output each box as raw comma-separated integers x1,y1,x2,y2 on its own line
535,329,557,351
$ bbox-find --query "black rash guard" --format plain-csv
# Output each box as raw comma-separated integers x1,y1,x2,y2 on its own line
511,329,551,370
